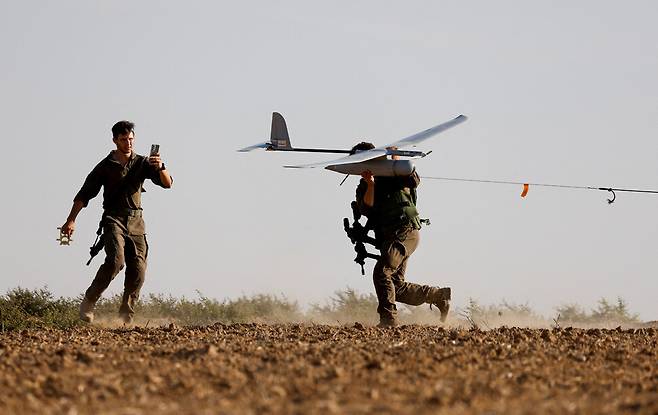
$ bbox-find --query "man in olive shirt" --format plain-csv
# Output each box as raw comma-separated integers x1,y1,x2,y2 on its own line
60,121,173,323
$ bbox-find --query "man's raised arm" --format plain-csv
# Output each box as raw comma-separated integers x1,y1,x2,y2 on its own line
148,153,173,188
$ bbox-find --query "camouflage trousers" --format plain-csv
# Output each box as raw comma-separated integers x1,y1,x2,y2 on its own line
84,221,148,318
373,228,437,323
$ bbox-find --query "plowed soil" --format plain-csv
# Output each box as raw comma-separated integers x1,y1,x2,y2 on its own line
1,324,656,414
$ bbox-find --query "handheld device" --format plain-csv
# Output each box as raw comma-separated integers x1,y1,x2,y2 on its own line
57,227,72,246
150,144,160,156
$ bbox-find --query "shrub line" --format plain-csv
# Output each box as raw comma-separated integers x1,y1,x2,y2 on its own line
0,287,643,331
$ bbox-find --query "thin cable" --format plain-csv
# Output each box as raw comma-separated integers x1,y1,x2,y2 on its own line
421,176,658,195
603,188,658,194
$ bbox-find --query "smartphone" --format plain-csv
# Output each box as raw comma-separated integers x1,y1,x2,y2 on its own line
150,144,160,156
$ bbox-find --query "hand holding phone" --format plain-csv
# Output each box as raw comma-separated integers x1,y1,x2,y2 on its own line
149,144,164,171
150,144,160,156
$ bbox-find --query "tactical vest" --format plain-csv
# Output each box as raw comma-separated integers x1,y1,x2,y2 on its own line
370,177,422,234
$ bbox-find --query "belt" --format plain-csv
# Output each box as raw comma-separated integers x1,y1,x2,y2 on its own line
104,208,143,217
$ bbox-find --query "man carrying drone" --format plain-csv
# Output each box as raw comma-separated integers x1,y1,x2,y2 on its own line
241,112,467,327
352,142,450,327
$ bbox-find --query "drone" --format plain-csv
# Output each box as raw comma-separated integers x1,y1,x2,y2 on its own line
239,112,468,177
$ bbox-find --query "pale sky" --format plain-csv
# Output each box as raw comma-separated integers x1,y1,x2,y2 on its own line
1,1,657,320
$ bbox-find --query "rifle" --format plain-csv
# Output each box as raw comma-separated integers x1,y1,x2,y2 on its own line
86,218,106,266
343,201,380,275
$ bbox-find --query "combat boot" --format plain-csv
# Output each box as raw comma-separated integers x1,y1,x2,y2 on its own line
377,318,398,328
119,313,134,325
429,287,451,323
79,297,95,323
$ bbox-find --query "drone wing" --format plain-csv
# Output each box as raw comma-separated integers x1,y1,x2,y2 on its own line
284,148,387,169
283,115,467,168
238,142,271,152
384,114,467,149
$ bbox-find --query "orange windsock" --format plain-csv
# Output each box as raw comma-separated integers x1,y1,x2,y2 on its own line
521,183,529,198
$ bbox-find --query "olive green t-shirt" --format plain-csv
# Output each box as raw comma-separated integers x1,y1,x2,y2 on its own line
74,151,170,234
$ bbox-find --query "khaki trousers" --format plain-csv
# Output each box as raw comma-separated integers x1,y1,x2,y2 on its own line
373,228,435,322
84,220,148,317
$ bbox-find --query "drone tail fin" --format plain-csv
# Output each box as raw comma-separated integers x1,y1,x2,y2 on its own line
270,112,292,150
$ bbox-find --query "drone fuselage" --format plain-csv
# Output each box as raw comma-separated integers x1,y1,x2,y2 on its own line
326,159,415,177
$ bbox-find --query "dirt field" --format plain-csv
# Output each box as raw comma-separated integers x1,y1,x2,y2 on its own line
1,324,656,414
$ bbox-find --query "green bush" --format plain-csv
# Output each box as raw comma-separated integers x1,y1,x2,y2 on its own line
457,298,544,329
0,287,644,331
554,304,588,323
93,291,302,325
0,287,80,331
309,288,378,324
556,297,640,325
